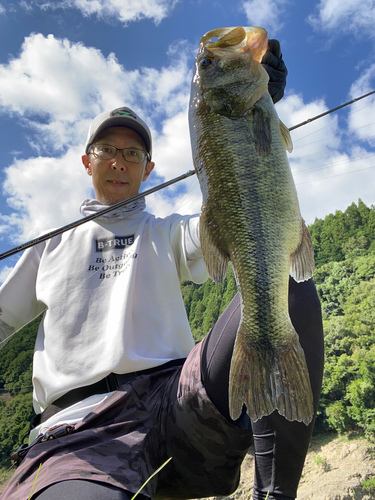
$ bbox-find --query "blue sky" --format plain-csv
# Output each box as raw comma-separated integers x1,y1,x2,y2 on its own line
0,0,375,279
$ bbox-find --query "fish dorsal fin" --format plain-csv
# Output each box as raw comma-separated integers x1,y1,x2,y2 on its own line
290,219,315,282
207,27,247,49
279,120,293,153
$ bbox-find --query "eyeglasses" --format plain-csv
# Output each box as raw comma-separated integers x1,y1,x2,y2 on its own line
89,144,150,164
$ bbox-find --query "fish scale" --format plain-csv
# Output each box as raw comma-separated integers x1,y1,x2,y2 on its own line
189,26,315,424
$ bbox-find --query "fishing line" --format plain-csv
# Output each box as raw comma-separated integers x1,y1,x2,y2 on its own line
288,90,375,132
0,174,202,347
289,98,374,147
0,310,46,349
147,175,200,215
295,164,375,185
0,170,196,262
291,101,375,146
291,117,339,145
292,119,375,150
0,90,374,263
291,146,342,160
292,152,375,175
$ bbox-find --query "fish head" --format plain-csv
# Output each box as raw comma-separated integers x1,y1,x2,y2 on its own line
191,27,270,118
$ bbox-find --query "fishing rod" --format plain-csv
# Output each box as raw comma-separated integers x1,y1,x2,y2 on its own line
0,170,196,261
288,90,375,131
0,90,374,262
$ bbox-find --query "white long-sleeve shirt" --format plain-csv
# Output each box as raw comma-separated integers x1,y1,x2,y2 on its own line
0,199,208,414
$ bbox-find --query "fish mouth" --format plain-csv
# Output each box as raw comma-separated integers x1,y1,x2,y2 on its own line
200,26,268,63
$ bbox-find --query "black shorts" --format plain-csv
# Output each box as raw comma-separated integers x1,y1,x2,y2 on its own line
1,342,252,500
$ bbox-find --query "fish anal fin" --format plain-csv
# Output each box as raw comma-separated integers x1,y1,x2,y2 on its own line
290,219,315,282
253,107,271,155
279,120,293,153
200,211,229,284
229,326,314,425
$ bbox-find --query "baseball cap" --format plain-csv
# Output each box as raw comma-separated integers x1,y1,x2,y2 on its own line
85,107,152,159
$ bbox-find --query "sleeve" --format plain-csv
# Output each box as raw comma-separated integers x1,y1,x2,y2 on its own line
184,215,203,261
0,245,46,334
170,214,209,284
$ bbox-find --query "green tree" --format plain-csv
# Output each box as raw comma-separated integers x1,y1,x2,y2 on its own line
0,393,34,466
320,279,375,436
220,265,237,314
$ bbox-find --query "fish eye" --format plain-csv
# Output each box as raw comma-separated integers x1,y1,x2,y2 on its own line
200,58,213,67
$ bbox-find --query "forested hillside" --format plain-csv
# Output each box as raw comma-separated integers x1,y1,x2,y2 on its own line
0,199,375,467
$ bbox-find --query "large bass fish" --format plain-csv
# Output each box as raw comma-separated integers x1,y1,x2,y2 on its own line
189,26,315,425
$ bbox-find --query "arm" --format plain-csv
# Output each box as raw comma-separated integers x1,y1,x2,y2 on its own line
0,245,45,341
169,214,208,283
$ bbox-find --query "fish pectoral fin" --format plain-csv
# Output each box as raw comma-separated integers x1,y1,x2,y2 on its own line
200,213,229,284
279,120,293,153
290,219,315,282
229,327,314,425
253,107,272,155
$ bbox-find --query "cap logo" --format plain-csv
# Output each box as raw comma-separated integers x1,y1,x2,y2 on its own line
110,108,137,120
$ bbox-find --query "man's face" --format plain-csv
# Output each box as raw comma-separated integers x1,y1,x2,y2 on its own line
81,127,154,205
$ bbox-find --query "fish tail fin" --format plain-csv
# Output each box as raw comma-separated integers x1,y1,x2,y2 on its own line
229,334,275,422
229,324,314,425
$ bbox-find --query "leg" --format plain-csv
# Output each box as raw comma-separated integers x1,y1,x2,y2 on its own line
200,290,242,421
201,278,324,499
33,479,147,500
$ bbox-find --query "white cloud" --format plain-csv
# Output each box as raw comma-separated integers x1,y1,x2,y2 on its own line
19,1,33,12
151,89,375,227
0,145,92,242
0,33,139,150
146,180,202,218
0,33,192,151
0,33,193,242
347,64,375,147
25,0,177,24
2,31,374,249
151,90,375,227
0,4,5,14
143,108,203,219
276,93,375,224
0,266,14,284
242,0,289,34
309,0,375,37
153,109,192,180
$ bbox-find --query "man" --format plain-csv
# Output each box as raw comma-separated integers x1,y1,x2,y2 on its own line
0,42,324,500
